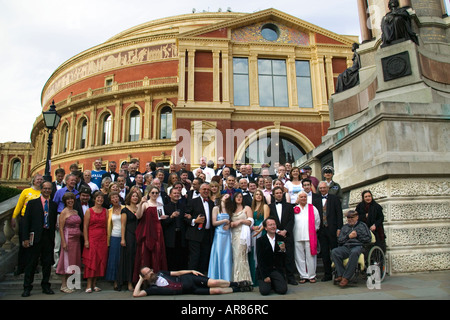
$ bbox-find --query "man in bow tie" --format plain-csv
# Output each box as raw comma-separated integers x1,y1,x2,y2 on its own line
268,187,297,285
317,181,343,282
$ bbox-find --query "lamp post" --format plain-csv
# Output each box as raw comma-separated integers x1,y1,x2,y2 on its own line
42,100,61,182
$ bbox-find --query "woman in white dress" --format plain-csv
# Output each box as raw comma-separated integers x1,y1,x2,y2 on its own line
228,192,253,283
284,167,303,205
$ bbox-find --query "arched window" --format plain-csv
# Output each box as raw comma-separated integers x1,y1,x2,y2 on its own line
102,114,112,145
80,119,87,149
60,124,69,153
11,159,21,180
242,134,305,166
129,110,140,142
160,106,173,139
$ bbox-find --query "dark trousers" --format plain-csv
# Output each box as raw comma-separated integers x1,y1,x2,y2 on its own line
23,229,54,291
166,231,188,271
284,237,297,281
16,216,31,274
318,227,338,278
188,235,211,274
258,270,287,296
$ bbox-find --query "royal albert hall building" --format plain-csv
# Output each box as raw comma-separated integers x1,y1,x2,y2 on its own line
28,8,356,177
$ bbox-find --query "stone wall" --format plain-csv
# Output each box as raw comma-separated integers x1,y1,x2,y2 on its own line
348,178,450,274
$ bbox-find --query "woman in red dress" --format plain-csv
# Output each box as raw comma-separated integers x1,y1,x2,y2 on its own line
83,191,108,293
133,185,167,283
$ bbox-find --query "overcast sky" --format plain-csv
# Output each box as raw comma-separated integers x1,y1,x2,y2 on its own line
0,0,361,143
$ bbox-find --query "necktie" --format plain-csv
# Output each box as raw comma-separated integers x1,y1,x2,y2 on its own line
275,201,282,205
44,200,49,229
323,199,328,227
82,202,88,206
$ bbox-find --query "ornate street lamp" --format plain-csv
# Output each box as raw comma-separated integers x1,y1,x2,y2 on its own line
42,100,61,182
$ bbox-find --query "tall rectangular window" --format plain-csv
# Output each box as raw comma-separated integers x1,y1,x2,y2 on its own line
233,57,250,106
129,110,140,142
296,60,313,108
258,59,288,107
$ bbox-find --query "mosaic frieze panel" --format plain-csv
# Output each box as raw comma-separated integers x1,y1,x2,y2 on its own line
390,251,450,273
389,226,450,246
231,20,309,46
43,43,178,105
390,179,450,197
390,202,450,221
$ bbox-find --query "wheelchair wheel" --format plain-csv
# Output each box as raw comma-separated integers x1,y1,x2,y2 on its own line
367,246,386,282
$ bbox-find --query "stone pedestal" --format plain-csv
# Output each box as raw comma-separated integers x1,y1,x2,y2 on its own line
299,35,450,274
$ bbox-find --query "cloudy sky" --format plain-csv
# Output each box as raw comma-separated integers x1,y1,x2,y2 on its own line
0,0,361,143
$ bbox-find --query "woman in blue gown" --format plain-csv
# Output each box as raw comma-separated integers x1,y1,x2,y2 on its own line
208,194,232,281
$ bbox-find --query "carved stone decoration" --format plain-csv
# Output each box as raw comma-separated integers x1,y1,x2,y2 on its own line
380,0,419,47
335,43,361,93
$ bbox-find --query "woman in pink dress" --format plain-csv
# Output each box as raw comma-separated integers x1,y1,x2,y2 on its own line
56,192,82,293
133,185,167,283
82,191,108,293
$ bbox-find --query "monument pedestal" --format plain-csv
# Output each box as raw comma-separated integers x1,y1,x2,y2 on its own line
299,39,450,274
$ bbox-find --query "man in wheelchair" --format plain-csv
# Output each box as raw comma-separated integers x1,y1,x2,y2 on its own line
331,210,372,288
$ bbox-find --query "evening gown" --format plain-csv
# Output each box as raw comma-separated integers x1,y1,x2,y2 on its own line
248,210,265,286
118,207,137,285
133,206,167,283
231,209,252,283
82,208,108,278
56,214,82,275
208,212,232,281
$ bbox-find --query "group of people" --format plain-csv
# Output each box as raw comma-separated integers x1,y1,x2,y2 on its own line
12,157,386,297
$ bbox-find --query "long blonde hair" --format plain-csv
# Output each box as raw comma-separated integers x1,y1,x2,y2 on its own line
251,189,265,219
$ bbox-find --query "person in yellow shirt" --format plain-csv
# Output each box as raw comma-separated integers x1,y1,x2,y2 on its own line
11,174,44,275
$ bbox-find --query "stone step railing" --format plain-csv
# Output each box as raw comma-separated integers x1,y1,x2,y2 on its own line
0,194,20,279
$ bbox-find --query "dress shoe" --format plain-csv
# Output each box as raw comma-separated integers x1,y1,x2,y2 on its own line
339,278,349,288
321,276,333,282
288,279,298,285
21,289,31,297
42,288,55,295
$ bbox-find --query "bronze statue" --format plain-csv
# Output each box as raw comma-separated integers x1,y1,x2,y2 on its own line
381,0,419,47
335,43,361,93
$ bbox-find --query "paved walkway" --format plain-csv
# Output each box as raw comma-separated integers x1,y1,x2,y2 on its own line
1,270,449,301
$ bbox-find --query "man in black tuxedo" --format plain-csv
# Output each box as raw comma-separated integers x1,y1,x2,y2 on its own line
186,177,202,204
317,181,343,282
50,168,65,200
74,185,93,253
302,178,322,209
269,186,297,285
185,183,214,274
161,187,188,271
21,181,58,297
102,160,118,182
256,217,288,295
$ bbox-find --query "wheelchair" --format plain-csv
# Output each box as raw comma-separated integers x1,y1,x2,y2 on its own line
331,232,387,285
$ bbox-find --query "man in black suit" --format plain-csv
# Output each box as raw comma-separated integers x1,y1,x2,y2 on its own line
161,187,188,271
302,178,322,209
50,168,65,200
21,181,58,297
269,186,297,285
317,181,343,282
102,160,118,182
256,217,288,295
185,183,214,274
74,185,93,253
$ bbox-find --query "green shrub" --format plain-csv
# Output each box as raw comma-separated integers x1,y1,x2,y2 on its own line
0,185,22,202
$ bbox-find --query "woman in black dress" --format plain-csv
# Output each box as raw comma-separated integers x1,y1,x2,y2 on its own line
118,187,142,291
